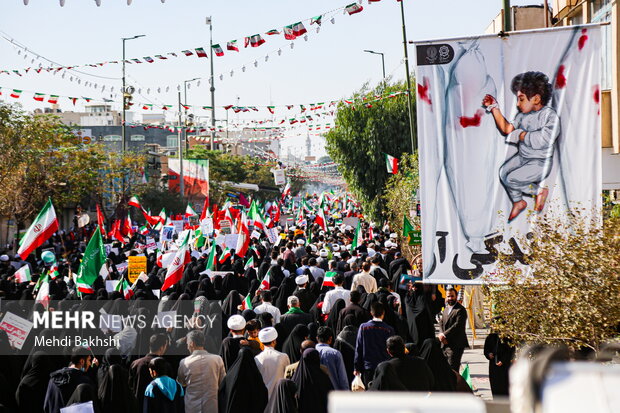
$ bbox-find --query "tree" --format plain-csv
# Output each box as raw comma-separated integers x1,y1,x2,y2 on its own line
484,212,620,352
185,147,303,205
0,104,104,226
325,79,415,220
383,152,420,261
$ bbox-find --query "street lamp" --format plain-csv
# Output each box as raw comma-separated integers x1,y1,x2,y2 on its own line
206,16,216,151
121,34,145,155
363,49,385,80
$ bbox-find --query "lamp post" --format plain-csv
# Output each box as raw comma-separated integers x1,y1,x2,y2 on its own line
184,78,199,153
177,90,184,201
121,34,145,154
398,0,416,153
363,50,386,80
206,16,216,150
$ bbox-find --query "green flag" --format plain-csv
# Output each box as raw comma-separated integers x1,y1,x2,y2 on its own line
205,245,217,271
461,364,473,389
76,227,106,294
350,221,362,253
403,215,414,237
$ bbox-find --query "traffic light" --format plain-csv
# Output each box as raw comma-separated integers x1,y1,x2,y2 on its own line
123,86,135,110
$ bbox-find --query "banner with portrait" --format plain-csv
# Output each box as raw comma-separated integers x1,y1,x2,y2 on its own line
415,25,602,284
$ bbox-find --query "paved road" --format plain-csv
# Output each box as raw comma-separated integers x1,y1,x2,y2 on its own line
462,327,492,400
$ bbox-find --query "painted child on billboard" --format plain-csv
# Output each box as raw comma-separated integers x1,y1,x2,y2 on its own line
482,71,560,222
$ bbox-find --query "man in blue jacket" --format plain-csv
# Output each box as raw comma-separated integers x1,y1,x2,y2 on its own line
354,302,395,386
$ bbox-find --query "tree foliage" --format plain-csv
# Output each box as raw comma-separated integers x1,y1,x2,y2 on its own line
485,213,620,352
383,152,420,261
325,79,415,220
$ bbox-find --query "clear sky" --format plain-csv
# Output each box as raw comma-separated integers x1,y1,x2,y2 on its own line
1,0,540,157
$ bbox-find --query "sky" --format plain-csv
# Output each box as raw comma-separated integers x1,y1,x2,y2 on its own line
1,0,541,158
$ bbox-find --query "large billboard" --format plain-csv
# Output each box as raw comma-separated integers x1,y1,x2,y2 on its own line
168,158,209,198
415,25,602,284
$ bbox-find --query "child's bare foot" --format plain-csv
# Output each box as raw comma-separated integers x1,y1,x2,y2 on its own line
534,188,549,212
508,200,528,222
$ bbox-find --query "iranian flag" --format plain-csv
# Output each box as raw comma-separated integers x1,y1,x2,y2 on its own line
161,231,191,291
185,203,197,217
315,208,327,232
195,47,208,58
248,201,266,231
283,25,297,40
350,221,362,253
345,3,364,15
128,195,142,208
199,197,210,221
33,93,45,102
143,56,155,63
10,89,22,99
157,250,175,268
322,271,337,288
14,266,31,283
48,95,59,104
281,181,291,200
35,273,51,309
168,159,209,198
76,227,106,294
212,44,224,57
235,213,251,258
218,247,231,264
267,106,275,114
258,271,270,291
385,154,399,174
227,40,239,52
265,29,280,35
244,256,254,269
182,50,194,56
142,208,160,226
17,199,59,259
205,245,217,271
116,278,134,300
241,293,253,310
250,34,265,47
292,22,307,36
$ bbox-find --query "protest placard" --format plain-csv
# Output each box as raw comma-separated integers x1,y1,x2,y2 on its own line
0,311,33,350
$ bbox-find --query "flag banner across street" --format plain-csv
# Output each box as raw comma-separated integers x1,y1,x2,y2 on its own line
415,25,602,284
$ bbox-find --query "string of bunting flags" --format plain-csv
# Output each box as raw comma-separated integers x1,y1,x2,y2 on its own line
2,2,368,78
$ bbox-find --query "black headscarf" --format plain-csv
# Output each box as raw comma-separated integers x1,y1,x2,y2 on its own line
97,348,122,385
66,383,100,412
326,298,346,335
419,338,456,392
265,379,298,413
274,275,297,313
292,348,333,413
368,361,407,391
16,351,55,412
98,364,136,413
221,290,241,317
282,324,309,363
218,348,268,413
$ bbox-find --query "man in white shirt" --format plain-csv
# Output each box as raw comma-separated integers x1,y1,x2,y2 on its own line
254,290,281,324
254,327,290,398
351,261,378,293
178,330,225,413
322,273,351,314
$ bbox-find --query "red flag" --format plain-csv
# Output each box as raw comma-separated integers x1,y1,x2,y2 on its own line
200,197,210,221
235,213,250,258
141,208,160,226
96,204,106,236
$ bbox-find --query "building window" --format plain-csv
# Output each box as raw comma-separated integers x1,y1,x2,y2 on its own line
131,134,145,141
103,135,122,142
591,0,613,90
166,135,179,148
591,0,611,18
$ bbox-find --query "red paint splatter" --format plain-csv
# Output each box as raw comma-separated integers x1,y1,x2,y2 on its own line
555,65,566,89
417,76,432,106
459,109,484,128
593,85,600,115
578,28,588,50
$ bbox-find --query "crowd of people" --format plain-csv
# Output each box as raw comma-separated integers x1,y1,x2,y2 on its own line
0,193,512,413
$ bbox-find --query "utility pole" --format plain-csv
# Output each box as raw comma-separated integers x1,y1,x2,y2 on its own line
121,34,145,154
178,91,184,201
183,78,199,154
363,50,386,80
207,16,216,151
503,0,512,32
399,0,416,153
